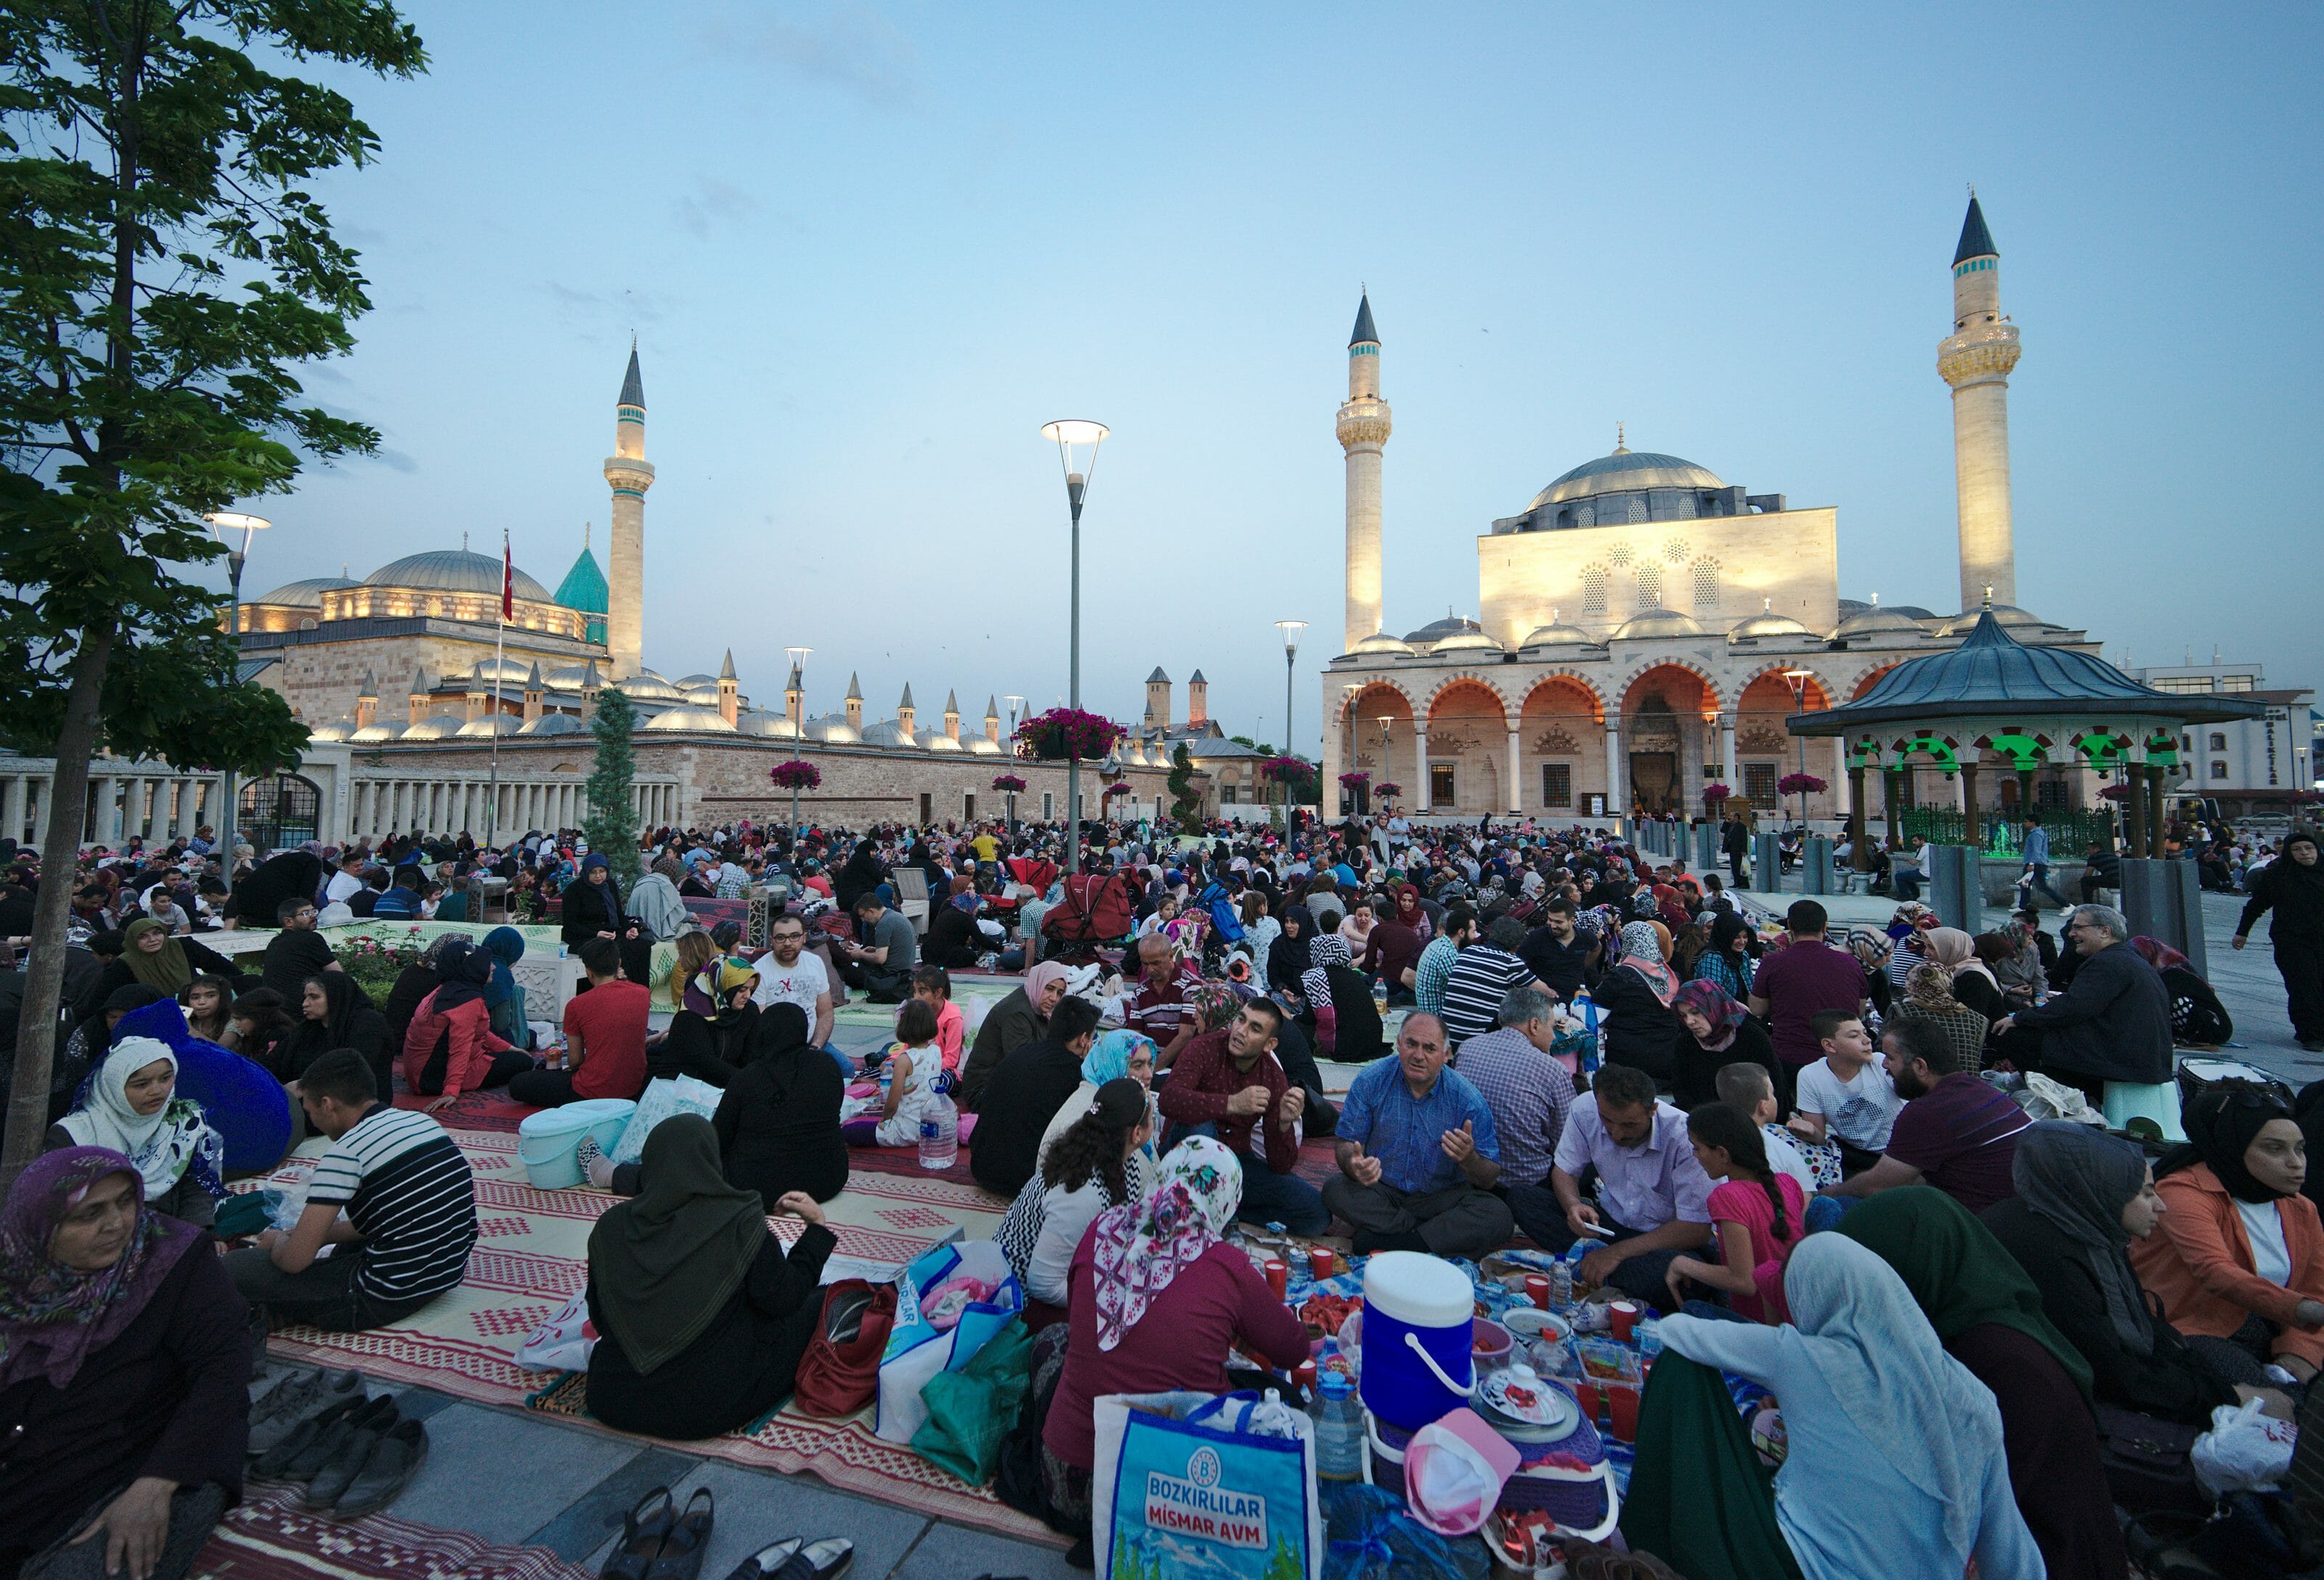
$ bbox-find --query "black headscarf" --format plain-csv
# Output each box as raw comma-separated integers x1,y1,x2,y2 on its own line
232,850,322,927
1708,909,1752,958
1267,904,1314,995
429,937,494,1013
742,1003,816,1104
2161,1082,2293,1203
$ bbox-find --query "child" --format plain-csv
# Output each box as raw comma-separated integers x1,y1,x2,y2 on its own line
1137,897,1178,940
1714,1060,1832,1192
911,964,965,1074
1665,1101,1808,1323
845,998,944,1147
1787,1011,1901,1176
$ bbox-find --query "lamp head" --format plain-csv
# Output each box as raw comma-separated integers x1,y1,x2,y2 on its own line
1275,619,1307,657
1041,420,1108,515
206,511,271,551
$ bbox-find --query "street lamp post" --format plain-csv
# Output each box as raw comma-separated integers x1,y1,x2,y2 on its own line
1782,668,1816,828
1041,420,1107,874
207,513,272,858
1376,714,1393,819
784,646,812,844
1002,693,1025,834
1275,620,1305,807
1340,684,1360,813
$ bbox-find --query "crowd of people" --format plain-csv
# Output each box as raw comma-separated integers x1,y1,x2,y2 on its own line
5,803,2324,1577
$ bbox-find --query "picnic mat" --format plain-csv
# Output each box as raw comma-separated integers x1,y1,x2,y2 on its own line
192,1483,594,1580
260,1128,1033,1539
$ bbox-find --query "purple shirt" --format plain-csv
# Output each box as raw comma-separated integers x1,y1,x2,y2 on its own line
1450,1027,1574,1186
1884,1072,2033,1215
1552,1095,1713,1232
1752,940,1866,1067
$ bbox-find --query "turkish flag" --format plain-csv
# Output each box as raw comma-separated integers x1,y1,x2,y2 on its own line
501,532,515,621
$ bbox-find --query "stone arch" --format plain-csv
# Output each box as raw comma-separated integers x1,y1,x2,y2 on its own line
1338,680,1418,799
1733,659,1836,705
1417,672,1513,719
1616,662,1718,816
1616,658,1724,714
1848,661,1901,700
1423,678,1509,816
1519,672,1606,816
1515,669,1607,724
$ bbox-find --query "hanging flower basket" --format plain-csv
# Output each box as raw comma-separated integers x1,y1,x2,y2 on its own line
1338,771,1371,790
1776,773,1827,797
1374,782,1402,802
1102,781,1132,797
768,760,821,791
1702,783,1732,804
2098,783,2132,802
1012,706,1126,762
1259,755,1310,785
991,773,1028,794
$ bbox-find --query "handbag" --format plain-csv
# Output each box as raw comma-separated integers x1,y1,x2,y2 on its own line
792,1279,897,1418
2095,1402,2209,1515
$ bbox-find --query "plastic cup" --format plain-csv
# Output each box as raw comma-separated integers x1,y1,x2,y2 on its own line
1607,1300,1641,1343
1294,1359,1317,1393
1524,1274,1551,1310
1572,1382,1606,1425
1607,1385,1641,1441
1309,1247,1336,1282
1264,1259,1288,1299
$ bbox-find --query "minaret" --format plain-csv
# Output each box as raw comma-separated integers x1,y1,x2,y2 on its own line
1187,669,1208,729
1144,668,1171,732
984,696,1001,744
1336,292,1391,651
784,664,804,731
522,663,544,722
1938,194,2021,611
716,649,739,727
844,673,863,733
603,339,654,679
354,669,378,732
943,689,961,742
898,684,916,739
407,667,431,725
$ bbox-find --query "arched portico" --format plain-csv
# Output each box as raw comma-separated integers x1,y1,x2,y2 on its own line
1336,680,1416,810
1736,667,1836,820
1422,677,1508,815
1617,664,1718,815
1517,672,1608,817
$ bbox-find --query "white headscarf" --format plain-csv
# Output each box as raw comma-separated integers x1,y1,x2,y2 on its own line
1778,1234,2006,1555
57,1037,222,1201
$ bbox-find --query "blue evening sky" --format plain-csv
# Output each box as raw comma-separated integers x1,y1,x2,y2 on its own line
251,1,2323,746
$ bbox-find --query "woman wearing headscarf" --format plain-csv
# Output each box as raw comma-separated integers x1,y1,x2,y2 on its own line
582,1115,834,1440
101,919,235,1001
2131,1082,2324,1385
2129,935,2233,1046
558,853,627,950
1919,926,2007,1023
959,960,1069,1112
1837,1187,2126,1580
1984,1123,2251,1425
833,839,887,916
651,961,760,1089
1886,963,1990,1077
1040,1139,1309,1565
710,1004,848,1205
50,985,165,1126
1034,1029,1159,1189
476,926,531,1048
1651,1234,2043,1580
401,937,530,1106
999,1078,1155,1322
47,1038,225,1231
378,932,458,1059
1669,977,1774,1110
0,1149,252,1580
227,849,322,929
1593,921,1681,1086
1264,903,1313,999
623,868,688,944
1689,910,1758,1003
277,971,394,1104
1300,932,1382,1062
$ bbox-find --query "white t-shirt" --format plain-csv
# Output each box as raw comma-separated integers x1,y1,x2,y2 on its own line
874,1043,942,1147
324,869,364,904
1758,1124,1821,1195
2237,1198,2293,1286
749,948,829,1022
1795,1057,1903,1152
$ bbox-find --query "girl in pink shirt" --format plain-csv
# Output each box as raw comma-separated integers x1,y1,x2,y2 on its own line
1665,1101,1806,1323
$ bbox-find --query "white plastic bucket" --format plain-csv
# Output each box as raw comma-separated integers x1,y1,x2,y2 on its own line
517,1099,635,1189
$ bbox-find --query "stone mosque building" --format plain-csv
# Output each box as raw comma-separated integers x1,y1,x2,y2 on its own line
1321,195,2099,823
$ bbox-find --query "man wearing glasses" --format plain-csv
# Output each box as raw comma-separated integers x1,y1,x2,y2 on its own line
262,895,342,999
1991,905,2171,1108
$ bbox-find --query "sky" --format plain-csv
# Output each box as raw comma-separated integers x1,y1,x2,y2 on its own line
239,1,2324,747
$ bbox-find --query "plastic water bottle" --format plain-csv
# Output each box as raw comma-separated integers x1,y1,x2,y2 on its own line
1565,1239,1593,1296
1637,1316,1665,1368
1310,1371,1364,1481
1577,990,1603,1075
1549,1257,1573,1308
918,1073,959,1171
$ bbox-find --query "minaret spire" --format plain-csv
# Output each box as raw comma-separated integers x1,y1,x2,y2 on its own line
604,338,655,679
1938,192,2020,611
1336,290,1392,652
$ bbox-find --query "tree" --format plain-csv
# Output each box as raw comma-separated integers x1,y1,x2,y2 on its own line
582,685,641,889
1167,741,1203,833
0,1,426,1176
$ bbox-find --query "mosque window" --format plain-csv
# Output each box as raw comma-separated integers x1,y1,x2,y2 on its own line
1540,763,1572,807
1573,502,1594,528
1608,545,1632,566
1581,567,1607,614
2209,733,2227,752
1662,538,1689,563
1692,558,1720,610
1635,562,1661,610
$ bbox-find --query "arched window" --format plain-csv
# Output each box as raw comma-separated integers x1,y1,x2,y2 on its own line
1581,566,1607,614
1635,561,1661,610
1692,558,1720,611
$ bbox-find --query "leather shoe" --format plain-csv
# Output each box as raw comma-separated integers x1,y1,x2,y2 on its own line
333,1418,428,1518
284,1395,396,1483
720,1539,801,1580
304,1396,401,1507
253,1393,365,1479
645,1489,715,1580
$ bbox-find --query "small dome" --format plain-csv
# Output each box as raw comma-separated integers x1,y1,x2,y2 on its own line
1610,608,1709,641
518,712,589,736
1835,605,1932,641
1349,632,1416,658
544,664,593,688
455,714,517,738
860,719,922,749
672,673,718,688
736,710,800,738
922,730,964,752
1933,603,2053,639
350,722,400,744
466,656,534,685
611,675,683,702
306,717,354,742
253,574,360,608
967,736,1003,755
365,549,551,602
680,684,723,707
641,706,738,734
803,715,860,744
1728,608,1815,641
1430,628,1504,655
1401,614,1483,646
1532,449,1725,510
400,713,468,740
1519,620,1597,648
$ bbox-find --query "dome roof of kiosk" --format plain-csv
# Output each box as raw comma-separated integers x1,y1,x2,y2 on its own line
1532,449,1725,510
365,549,550,602
254,575,360,608
517,712,589,736
1610,608,1709,640
641,706,738,734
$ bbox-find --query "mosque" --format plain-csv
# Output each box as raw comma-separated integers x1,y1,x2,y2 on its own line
1320,195,2098,824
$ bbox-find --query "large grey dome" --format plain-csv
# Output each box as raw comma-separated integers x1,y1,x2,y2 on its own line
1532,450,1724,510
366,549,551,603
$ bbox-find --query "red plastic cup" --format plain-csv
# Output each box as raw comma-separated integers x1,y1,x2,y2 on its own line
1294,1359,1317,1392
1309,1246,1336,1282
1572,1382,1606,1424
1524,1274,1551,1310
1606,1385,1641,1441
1607,1300,1641,1343
1264,1259,1288,1299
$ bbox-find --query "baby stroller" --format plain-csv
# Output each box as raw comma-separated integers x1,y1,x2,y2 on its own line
1041,871,1136,963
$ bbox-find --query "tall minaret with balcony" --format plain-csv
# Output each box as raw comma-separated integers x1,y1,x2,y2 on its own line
604,339,654,679
1337,293,1391,651
1938,195,2021,611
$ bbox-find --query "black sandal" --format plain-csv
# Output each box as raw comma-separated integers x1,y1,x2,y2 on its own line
601,1486,675,1580
645,1488,715,1580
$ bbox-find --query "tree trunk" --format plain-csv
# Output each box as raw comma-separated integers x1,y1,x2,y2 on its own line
2,620,117,1181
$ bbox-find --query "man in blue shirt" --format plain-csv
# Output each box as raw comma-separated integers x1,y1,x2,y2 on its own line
2018,817,2067,909
1323,1011,1514,1258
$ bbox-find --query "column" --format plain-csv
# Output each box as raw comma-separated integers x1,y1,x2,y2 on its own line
1604,724,1623,816
1506,728,1522,815
1832,741,1852,816
1718,714,1736,787
93,774,118,846
1410,726,1428,813
1961,761,1982,850
2,775,22,844
30,775,49,844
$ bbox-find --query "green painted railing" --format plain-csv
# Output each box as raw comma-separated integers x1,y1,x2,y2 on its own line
1896,807,2117,855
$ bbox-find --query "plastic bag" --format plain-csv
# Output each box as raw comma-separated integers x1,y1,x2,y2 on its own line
1320,1481,1492,1580
911,1316,1033,1485
514,1287,597,1372
1091,1390,1320,1580
874,1241,1023,1444
2015,1071,2106,1126
609,1075,725,1167
2191,1396,2296,1498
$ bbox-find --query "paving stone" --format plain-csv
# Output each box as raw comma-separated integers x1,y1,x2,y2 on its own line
655,1459,928,1580
888,1518,1081,1579
525,1444,700,1561
386,1403,646,1542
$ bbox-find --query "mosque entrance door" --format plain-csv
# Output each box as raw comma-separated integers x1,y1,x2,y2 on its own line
1628,753,1678,814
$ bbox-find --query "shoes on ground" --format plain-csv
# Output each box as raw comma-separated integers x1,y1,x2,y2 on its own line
332,1417,428,1518
643,1488,715,1580
253,1390,368,1479
304,1396,402,1507
602,1487,677,1580
283,1393,397,1484
247,1367,365,1456
721,1536,852,1580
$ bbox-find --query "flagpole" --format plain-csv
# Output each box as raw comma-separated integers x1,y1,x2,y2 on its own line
489,529,507,852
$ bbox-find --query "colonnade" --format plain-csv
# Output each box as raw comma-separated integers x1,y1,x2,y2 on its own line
346,775,680,839
0,765,227,848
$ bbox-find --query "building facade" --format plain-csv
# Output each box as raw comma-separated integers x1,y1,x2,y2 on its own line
2126,660,2317,815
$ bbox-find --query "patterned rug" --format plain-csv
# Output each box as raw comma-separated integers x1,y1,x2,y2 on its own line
193,1483,595,1580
